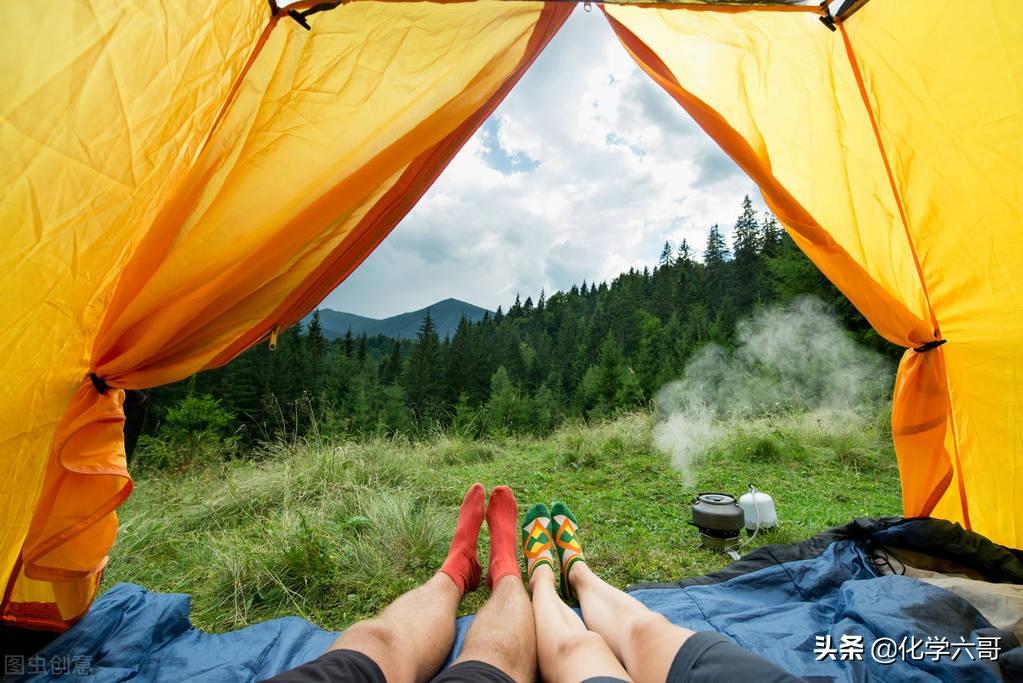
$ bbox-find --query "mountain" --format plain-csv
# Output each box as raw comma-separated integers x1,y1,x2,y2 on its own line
306,298,492,341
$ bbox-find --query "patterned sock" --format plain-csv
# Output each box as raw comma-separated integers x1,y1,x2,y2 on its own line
485,486,522,589
551,501,584,600
522,503,555,582
438,483,485,594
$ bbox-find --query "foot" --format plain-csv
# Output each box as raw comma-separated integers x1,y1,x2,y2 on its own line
438,483,485,594
485,486,522,589
551,501,584,601
522,503,556,585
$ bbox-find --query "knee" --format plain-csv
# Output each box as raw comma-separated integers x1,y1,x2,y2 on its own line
342,619,405,657
350,618,398,644
627,612,671,651
554,631,607,661
339,620,416,683
463,626,536,682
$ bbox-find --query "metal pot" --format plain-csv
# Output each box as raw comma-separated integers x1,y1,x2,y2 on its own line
690,492,745,551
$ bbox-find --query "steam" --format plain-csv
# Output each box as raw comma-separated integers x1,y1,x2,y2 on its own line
653,297,890,478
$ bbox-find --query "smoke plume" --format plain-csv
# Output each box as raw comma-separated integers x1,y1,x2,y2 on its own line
653,297,890,477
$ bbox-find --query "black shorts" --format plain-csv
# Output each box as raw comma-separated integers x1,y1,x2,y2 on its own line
261,649,516,683
582,632,801,683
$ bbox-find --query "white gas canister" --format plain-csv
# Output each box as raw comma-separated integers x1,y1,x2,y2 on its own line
738,485,777,531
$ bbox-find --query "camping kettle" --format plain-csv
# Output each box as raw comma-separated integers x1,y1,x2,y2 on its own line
690,493,745,551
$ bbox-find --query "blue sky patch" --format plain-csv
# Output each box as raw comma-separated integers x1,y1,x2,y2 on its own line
479,119,540,175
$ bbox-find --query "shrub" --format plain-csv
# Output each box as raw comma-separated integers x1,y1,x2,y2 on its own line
134,394,239,471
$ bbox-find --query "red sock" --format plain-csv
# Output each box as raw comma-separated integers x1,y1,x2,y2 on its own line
486,485,521,589
438,483,485,594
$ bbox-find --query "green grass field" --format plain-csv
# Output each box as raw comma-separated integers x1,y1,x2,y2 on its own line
104,408,901,633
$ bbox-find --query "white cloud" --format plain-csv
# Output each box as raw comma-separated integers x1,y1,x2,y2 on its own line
323,9,763,318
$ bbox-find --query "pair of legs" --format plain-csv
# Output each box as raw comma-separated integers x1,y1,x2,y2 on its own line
525,504,696,683
530,563,694,683
268,484,535,683
335,571,533,683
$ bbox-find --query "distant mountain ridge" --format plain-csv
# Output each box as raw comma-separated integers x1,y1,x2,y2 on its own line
306,298,492,341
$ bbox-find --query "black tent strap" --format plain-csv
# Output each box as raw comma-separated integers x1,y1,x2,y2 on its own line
89,373,109,395
268,0,343,31
913,339,947,353
817,0,836,31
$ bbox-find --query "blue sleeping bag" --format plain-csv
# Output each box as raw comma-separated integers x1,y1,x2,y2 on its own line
10,518,1023,682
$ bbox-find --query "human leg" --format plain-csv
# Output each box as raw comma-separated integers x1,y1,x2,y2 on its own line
523,503,630,683
448,486,535,683
270,483,485,683
551,499,691,683
328,573,464,683
571,563,693,683
531,563,631,683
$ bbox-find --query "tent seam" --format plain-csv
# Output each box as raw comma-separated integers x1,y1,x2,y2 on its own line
835,22,939,338
836,20,970,530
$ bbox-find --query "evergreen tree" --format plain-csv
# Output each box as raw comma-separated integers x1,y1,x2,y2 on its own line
509,294,523,319
529,384,559,436
342,329,354,358
403,311,444,424
732,195,762,261
381,340,403,385
487,366,521,436
445,316,480,403
376,383,412,435
595,333,625,416
704,224,730,266
356,334,369,365
636,312,667,396
305,311,327,395
760,212,783,257
676,239,692,266
732,195,764,310
145,198,896,447
659,241,674,267
703,224,730,310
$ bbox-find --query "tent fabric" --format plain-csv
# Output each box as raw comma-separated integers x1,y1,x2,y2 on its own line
0,0,573,628
3,0,1021,633
14,518,1023,682
602,0,1023,549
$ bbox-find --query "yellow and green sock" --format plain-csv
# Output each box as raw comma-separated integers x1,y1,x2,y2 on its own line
522,503,555,582
551,501,584,601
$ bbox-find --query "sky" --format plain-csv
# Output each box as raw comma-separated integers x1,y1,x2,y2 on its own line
321,8,764,319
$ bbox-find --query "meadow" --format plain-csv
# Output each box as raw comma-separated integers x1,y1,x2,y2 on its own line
105,407,901,633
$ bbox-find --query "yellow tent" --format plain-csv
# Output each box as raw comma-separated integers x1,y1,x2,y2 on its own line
1,0,1020,629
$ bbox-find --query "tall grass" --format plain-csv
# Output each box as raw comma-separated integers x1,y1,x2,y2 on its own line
106,407,900,632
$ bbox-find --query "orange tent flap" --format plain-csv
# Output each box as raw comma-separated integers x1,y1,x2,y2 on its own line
603,0,1023,547
0,0,269,623
3,0,572,626
601,4,932,344
843,0,1023,546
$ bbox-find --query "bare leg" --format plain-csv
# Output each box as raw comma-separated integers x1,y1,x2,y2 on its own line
529,564,631,683
328,573,461,683
454,575,537,682
326,483,487,683
571,563,694,683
